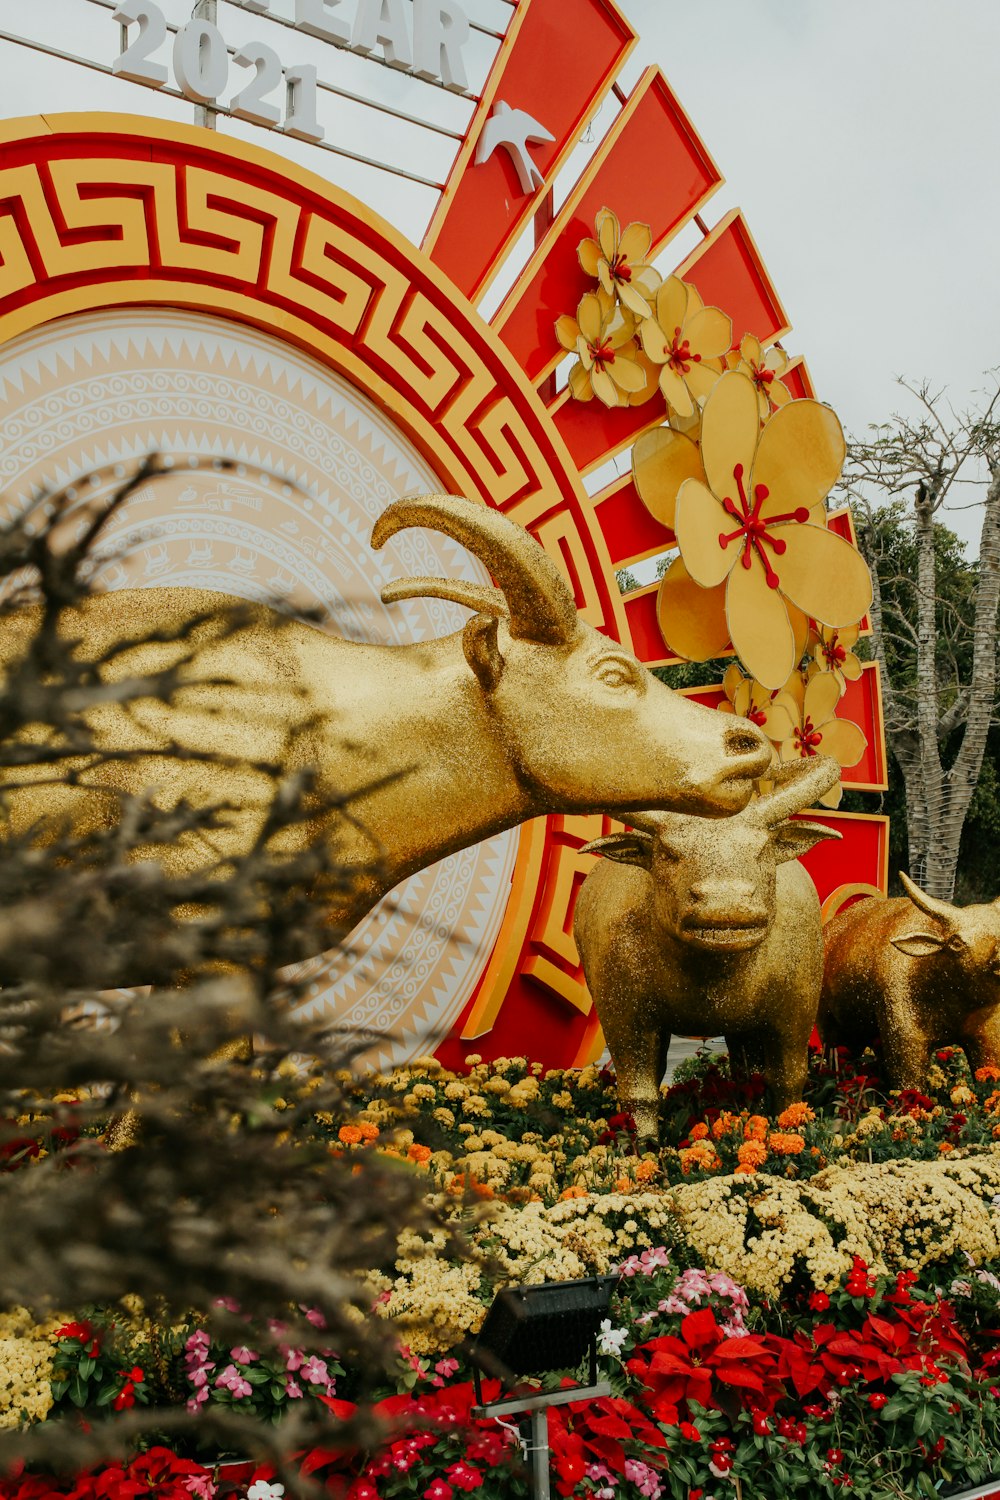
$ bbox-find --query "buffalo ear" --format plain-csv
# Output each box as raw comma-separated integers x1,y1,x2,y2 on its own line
462,613,504,692
891,931,947,957
579,832,654,870
772,819,842,863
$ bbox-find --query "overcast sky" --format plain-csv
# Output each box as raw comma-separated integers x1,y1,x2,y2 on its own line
2,0,998,548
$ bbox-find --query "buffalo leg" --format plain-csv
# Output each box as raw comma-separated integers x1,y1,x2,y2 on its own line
605,1022,665,1147
880,1010,933,1092
963,1012,1000,1075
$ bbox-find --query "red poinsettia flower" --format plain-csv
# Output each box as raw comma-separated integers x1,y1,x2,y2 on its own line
628,1306,777,1416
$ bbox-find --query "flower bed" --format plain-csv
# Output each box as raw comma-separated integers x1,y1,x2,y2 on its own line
5,1045,1000,1496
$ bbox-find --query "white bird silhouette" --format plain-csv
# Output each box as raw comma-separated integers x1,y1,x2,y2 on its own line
475,99,555,195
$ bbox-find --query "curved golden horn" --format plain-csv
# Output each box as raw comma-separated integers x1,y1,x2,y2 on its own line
371,493,578,645
746,755,841,827
381,577,509,616
900,871,956,925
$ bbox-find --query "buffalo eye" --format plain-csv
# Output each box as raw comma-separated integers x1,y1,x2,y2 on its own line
947,933,966,953
594,657,641,690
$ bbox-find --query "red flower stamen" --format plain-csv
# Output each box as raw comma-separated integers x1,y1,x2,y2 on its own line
590,339,616,370
823,636,848,667
793,716,824,757
610,254,633,284
747,704,768,727
718,464,811,589
668,326,702,374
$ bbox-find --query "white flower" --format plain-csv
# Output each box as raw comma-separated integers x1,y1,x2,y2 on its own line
247,1485,285,1500
596,1319,629,1357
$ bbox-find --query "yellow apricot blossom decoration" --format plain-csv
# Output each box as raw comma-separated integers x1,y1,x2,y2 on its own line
718,662,795,742
808,623,864,691
632,423,704,535
771,671,867,809
674,371,873,689
578,208,662,319
556,291,650,408
726,334,793,419
640,276,731,419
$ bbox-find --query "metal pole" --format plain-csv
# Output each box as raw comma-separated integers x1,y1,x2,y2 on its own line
192,0,217,130
529,1407,550,1500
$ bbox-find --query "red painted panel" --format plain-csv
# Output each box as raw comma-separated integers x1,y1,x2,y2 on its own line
594,473,675,567
551,388,664,475
838,663,888,789
624,583,675,664
494,68,723,383
795,813,890,904
677,209,790,349
424,0,636,304
783,357,815,401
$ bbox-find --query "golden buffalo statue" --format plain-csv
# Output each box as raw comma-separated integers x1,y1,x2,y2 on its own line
574,756,842,1142
0,493,771,977
820,875,1000,1088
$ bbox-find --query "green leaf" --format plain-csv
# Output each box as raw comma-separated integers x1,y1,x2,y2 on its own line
913,1404,932,1437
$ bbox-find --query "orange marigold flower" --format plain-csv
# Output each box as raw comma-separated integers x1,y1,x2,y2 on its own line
992,1124,1000,1140
560,1185,588,1200
689,1122,710,1141
744,1115,769,1142
777,1102,815,1129
976,1065,1000,1082
634,1160,658,1181
939,1142,954,1153
678,1141,720,1176
407,1143,432,1164
338,1124,363,1146
767,1131,806,1155
737,1141,768,1169
985,1091,1000,1113
359,1121,380,1141
712,1111,741,1140
615,1176,635,1193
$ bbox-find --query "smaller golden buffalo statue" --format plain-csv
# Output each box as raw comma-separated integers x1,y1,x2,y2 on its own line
574,756,841,1143
820,875,1000,1089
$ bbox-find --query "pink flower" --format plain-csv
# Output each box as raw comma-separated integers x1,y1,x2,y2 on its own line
183,1478,217,1500
640,1247,671,1272
285,1348,303,1372
625,1459,663,1498
435,1357,460,1379
299,1355,332,1387
214,1364,253,1400
286,1379,302,1399
230,1345,258,1364
303,1305,327,1328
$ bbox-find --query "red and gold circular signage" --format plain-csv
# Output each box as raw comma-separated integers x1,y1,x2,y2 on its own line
0,112,634,1069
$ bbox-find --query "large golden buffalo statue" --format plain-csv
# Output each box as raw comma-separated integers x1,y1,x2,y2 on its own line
0,494,771,974
574,756,841,1142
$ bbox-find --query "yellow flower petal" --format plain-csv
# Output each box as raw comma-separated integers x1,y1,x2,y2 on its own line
654,276,688,338
767,379,793,409
842,652,863,682
577,291,606,346
686,306,733,361
591,366,621,408
598,262,615,296
659,364,695,419
632,427,704,532
684,357,725,405
608,311,637,348
758,698,795,743
675,478,734,588
740,333,762,366
752,399,846,519
775,673,806,716
626,350,660,406
726,558,796,689
568,362,594,401
656,557,731,661
597,207,620,263
763,346,790,375
700,371,761,505
578,238,602,279
787,601,810,661
608,350,648,395
555,315,580,352
817,717,867,769
619,220,653,265
619,280,656,318
640,316,671,364
722,661,744,702
803,670,843,727
732,678,751,715
819,779,843,809
768,523,874,627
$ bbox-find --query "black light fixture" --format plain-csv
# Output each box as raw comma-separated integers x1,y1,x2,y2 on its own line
470,1275,618,1500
